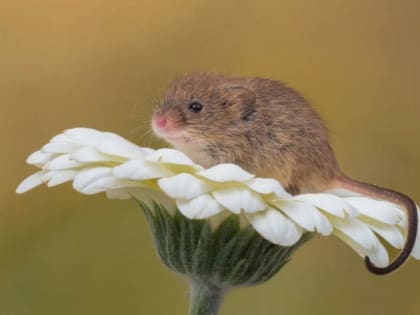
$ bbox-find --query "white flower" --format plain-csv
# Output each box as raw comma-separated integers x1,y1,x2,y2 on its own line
16,127,420,267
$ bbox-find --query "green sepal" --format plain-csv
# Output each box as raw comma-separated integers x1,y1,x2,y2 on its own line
137,201,313,288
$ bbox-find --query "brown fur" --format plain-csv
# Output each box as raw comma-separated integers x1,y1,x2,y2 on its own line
152,71,417,275
154,72,340,193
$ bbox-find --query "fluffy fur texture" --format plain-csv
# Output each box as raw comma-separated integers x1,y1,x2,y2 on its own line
154,72,339,194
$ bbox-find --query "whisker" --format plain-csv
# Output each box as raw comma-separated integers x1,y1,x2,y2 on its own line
130,124,144,136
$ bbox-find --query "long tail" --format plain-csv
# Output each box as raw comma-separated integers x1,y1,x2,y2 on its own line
333,175,418,275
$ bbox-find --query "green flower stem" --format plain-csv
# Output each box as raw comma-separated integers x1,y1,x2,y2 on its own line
189,281,225,315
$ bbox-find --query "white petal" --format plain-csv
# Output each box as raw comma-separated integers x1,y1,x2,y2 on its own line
324,188,364,197
198,163,254,182
344,205,359,218
369,223,405,249
177,194,224,219
16,171,48,193
27,150,55,167
73,167,113,191
158,173,211,200
273,200,314,231
44,154,83,170
46,170,78,187
367,243,391,268
246,208,303,246
77,176,131,195
331,218,379,250
412,237,420,259
346,197,404,225
50,133,74,144
42,142,80,154
63,128,104,146
412,207,420,259
293,193,356,218
413,247,420,259
212,187,266,214
71,147,113,163
97,133,149,159
146,148,196,165
275,200,333,235
113,160,173,180
106,188,131,200
334,229,389,267
246,178,291,198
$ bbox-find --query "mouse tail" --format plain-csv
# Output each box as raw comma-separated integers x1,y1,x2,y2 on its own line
331,175,418,275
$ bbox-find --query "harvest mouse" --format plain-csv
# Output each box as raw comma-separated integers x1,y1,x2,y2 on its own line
151,71,417,275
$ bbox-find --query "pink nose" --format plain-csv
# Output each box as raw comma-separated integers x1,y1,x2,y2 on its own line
155,116,167,129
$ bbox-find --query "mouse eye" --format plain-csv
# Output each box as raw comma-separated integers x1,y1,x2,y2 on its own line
188,102,203,113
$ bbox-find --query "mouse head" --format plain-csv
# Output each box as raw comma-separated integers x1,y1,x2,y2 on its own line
152,72,257,151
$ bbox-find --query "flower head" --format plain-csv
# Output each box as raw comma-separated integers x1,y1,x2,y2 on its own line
17,127,420,268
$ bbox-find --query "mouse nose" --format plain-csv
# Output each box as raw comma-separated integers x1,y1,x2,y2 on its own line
154,116,167,129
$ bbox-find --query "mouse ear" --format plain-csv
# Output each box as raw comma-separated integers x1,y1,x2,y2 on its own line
222,85,256,120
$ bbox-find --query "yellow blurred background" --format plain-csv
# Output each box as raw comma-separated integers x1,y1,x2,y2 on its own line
1,0,419,314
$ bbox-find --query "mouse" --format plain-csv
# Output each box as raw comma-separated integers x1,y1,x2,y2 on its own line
151,71,418,275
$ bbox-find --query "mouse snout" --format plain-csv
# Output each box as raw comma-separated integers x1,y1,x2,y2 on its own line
154,116,167,129
152,112,188,142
